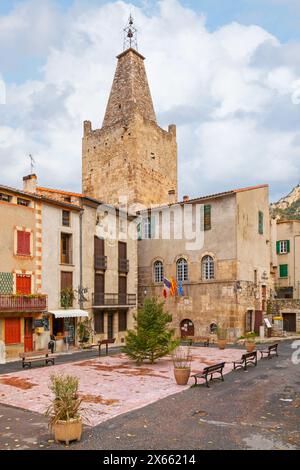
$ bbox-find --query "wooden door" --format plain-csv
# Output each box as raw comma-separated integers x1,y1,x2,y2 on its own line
107,313,114,339
254,310,263,334
16,275,31,294
118,276,127,305
283,313,296,332
5,318,21,344
24,318,33,352
95,272,104,305
180,319,194,338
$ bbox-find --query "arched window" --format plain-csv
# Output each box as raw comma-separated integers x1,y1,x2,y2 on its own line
202,255,215,280
177,258,188,282
153,260,164,283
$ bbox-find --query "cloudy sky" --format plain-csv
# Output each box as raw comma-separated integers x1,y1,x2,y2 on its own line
0,0,300,202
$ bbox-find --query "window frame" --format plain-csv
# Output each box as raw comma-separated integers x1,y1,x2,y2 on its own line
153,260,164,283
176,258,188,282
62,210,71,227
202,255,215,280
279,264,288,279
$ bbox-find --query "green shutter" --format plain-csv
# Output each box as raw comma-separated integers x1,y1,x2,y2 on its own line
276,241,280,254
204,205,211,231
258,211,264,234
279,264,288,278
137,222,142,241
287,240,290,253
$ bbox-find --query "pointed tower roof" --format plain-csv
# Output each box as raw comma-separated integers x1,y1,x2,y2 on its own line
102,17,156,128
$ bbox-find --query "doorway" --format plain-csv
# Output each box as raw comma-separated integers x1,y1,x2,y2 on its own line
283,313,296,332
24,317,33,352
180,319,194,338
107,313,114,339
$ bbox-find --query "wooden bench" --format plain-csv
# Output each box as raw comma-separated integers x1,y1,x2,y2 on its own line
87,338,116,357
192,362,225,388
259,343,279,359
183,336,210,347
19,349,57,369
233,351,257,371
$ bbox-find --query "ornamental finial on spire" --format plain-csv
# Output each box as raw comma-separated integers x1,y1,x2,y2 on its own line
123,14,138,51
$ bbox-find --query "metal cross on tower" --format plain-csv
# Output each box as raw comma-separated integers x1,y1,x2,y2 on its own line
29,154,36,174
123,14,138,51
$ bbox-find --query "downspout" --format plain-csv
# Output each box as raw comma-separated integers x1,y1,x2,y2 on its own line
79,209,84,310
294,235,300,299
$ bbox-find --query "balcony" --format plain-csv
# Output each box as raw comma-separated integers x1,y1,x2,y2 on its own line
118,258,129,273
94,255,107,270
0,294,48,312
92,293,136,307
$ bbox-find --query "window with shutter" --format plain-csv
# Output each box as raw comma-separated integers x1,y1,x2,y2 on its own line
258,211,264,234
94,311,104,334
118,311,127,332
16,274,31,294
277,240,290,254
17,231,31,255
279,264,288,278
204,205,211,231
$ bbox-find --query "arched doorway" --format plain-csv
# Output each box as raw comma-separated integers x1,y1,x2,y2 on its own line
180,319,194,338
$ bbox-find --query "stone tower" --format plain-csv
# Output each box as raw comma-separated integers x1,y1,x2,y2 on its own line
82,18,178,209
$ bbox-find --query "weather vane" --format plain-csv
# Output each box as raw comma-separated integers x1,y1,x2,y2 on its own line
123,14,138,51
29,154,36,174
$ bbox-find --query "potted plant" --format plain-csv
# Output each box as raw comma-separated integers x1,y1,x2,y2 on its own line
217,327,227,350
46,374,82,445
244,332,256,352
172,346,192,385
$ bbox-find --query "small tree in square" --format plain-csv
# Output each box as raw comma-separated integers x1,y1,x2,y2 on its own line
123,298,179,364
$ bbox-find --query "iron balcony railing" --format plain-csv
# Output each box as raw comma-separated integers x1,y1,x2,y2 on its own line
94,255,107,270
92,293,136,306
0,294,48,312
118,258,129,273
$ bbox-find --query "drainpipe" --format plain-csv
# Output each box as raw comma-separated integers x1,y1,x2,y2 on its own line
294,235,300,299
79,209,84,310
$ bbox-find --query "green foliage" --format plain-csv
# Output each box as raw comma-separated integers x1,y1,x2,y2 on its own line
77,318,93,343
60,287,75,309
45,374,81,426
123,298,179,364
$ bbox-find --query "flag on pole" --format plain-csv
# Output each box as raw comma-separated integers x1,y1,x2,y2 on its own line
170,277,177,296
163,287,168,299
178,281,184,296
163,278,171,289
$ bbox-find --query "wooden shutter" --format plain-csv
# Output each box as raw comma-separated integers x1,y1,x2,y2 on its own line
17,231,30,255
204,205,211,231
137,222,142,241
118,311,127,332
287,240,290,253
118,241,127,259
279,264,288,278
94,311,104,334
5,318,21,344
94,273,104,294
16,275,31,294
276,241,280,254
61,271,73,290
94,237,104,257
258,211,264,234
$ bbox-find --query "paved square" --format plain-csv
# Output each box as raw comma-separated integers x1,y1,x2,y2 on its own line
0,348,248,427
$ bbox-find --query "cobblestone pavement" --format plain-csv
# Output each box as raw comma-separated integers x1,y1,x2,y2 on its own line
0,340,299,450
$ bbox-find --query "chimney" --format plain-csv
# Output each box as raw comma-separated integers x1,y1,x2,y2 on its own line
168,189,176,205
183,195,190,203
23,174,37,193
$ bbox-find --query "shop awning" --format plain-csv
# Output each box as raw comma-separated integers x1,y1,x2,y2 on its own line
49,309,89,319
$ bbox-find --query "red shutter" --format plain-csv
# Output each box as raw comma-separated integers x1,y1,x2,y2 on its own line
17,231,31,255
5,318,21,344
16,275,31,294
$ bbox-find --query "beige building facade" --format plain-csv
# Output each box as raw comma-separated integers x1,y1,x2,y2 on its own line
270,219,300,333
138,185,271,339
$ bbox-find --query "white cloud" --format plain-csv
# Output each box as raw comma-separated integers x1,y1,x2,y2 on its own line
0,0,300,201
